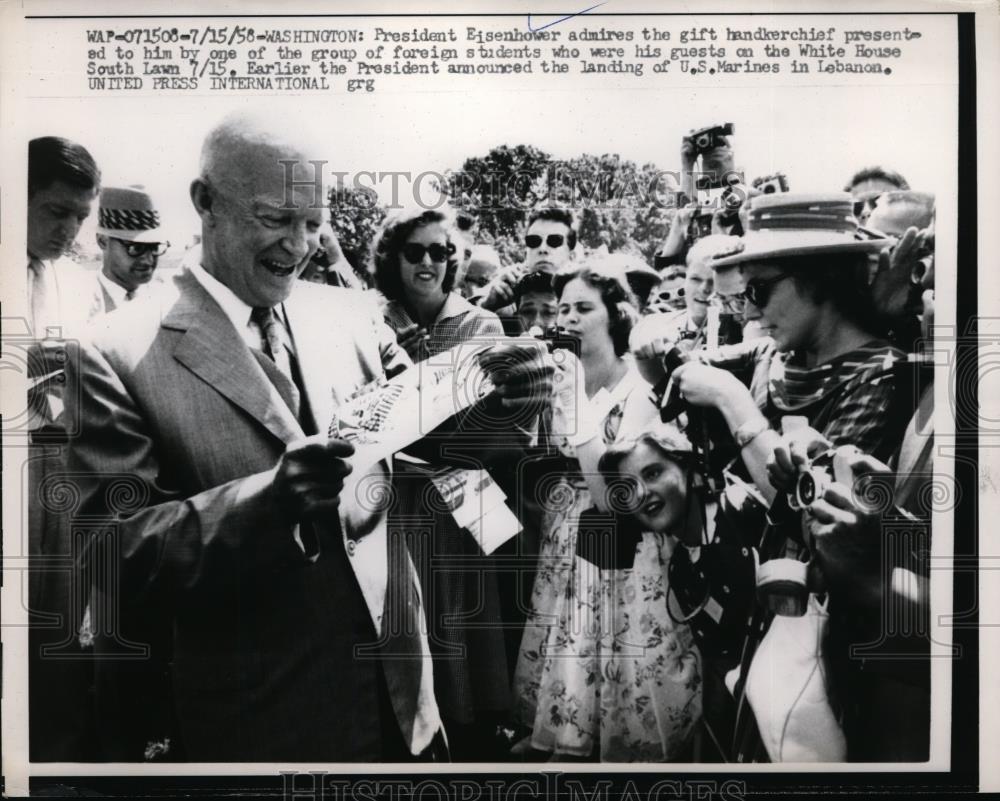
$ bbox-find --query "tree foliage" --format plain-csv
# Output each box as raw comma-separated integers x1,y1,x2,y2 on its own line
326,185,387,280
324,145,679,278
443,145,677,266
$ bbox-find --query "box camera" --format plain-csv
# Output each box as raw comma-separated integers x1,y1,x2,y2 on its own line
687,186,744,243
527,324,580,356
688,207,715,242
687,122,735,154
752,173,790,195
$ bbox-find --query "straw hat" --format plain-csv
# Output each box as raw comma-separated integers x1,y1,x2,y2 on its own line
95,186,164,243
712,193,891,268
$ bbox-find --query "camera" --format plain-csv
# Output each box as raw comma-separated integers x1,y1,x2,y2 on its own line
752,173,790,195
688,185,746,243
687,122,735,154
688,207,715,242
787,447,855,512
527,324,580,355
654,345,691,422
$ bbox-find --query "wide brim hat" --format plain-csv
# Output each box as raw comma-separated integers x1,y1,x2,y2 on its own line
712,192,891,268
96,186,164,243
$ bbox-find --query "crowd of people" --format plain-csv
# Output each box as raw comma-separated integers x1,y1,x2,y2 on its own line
24,115,936,764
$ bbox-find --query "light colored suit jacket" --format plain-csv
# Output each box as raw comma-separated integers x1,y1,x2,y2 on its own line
86,271,171,320
65,269,416,760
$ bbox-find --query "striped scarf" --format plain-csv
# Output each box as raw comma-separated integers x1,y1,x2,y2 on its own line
767,341,902,413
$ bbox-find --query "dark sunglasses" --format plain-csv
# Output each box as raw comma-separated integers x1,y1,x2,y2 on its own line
525,233,565,249
852,192,883,219
744,273,791,308
655,287,685,302
114,239,168,258
402,242,454,264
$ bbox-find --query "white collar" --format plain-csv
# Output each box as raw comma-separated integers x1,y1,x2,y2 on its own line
186,255,256,332
185,253,275,351
98,270,131,306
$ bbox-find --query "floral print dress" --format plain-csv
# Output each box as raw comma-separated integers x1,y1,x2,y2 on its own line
513,368,702,761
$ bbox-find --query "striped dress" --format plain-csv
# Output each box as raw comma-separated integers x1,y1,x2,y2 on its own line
705,337,907,459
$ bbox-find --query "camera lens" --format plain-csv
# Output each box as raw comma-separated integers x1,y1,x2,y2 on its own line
796,471,817,507
695,134,711,149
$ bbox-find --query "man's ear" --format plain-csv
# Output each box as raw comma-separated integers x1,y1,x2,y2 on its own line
190,178,215,225
96,234,108,251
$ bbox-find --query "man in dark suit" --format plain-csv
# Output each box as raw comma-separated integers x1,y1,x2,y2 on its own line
65,112,551,761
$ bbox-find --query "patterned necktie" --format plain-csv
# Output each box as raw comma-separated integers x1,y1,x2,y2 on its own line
251,306,300,417
252,307,293,375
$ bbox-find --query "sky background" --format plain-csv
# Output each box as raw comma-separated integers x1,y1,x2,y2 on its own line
15,12,958,253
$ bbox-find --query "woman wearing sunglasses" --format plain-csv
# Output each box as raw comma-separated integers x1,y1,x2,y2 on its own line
371,207,508,758
671,194,906,505
513,262,700,761
373,206,504,359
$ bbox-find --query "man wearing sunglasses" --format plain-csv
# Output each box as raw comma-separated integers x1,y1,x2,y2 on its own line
92,186,169,316
524,207,576,275
473,208,577,319
844,165,909,226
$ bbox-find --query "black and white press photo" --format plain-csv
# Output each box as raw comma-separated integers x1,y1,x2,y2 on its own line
1,0,996,797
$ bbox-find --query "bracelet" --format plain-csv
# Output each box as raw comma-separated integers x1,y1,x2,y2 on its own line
733,417,770,449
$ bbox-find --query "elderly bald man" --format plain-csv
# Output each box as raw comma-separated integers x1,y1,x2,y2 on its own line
65,112,551,762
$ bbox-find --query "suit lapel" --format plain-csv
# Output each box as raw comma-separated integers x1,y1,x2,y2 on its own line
167,271,303,444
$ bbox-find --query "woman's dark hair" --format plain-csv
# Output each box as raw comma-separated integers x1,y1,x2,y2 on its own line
372,207,460,303
552,261,639,356
770,252,886,337
28,136,100,198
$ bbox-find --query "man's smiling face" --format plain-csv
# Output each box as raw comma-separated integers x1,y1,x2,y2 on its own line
200,141,325,309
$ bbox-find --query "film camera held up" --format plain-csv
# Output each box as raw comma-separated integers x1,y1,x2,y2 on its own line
752,173,790,195
686,122,735,154
755,446,859,616
688,183,746,243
